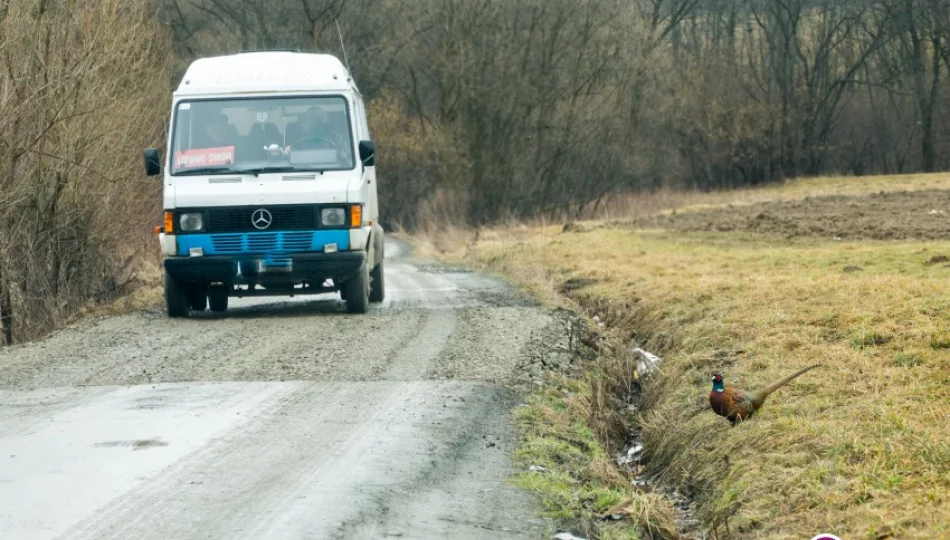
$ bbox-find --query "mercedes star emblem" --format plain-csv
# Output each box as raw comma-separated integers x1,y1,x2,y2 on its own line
251,208,273,230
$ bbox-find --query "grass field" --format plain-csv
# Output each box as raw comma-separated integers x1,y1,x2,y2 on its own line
590,173,950,222
422,173,950,539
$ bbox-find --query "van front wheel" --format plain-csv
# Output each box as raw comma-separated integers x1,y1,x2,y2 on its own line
187,286,208,312
164,270,189,318
369,259,384,303
208,285,229,313
342,264,369,314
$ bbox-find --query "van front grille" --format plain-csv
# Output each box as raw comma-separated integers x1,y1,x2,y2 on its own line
282,232,313,251
211,234,243,253
205,205,318,233
208,232,315,254
247,233,279,252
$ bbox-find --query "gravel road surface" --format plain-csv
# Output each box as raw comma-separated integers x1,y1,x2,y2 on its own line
0,240,562,539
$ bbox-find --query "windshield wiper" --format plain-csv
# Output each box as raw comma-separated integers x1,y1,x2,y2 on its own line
232,166,325,176
174,166,328,177
174,167,240,176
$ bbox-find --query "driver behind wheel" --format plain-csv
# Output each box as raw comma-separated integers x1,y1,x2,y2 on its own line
284,106,331,153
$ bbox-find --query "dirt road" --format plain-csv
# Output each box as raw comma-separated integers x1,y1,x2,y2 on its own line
0,240,560,539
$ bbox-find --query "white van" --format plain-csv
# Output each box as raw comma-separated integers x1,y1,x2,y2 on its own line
144,51,384,316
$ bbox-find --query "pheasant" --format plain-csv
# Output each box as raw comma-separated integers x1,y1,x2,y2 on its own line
709,364,821,425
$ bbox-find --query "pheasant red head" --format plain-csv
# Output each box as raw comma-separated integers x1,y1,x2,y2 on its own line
711,373,725,393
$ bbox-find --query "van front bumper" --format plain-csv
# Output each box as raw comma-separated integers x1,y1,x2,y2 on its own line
164,252,366,284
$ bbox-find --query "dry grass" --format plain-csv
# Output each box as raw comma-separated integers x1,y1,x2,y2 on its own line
423,173,950,539
511,374,679,539
65,258,164,324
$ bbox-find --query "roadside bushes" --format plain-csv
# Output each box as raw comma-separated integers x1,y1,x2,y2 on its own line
367,91,470,231
0,1,172,343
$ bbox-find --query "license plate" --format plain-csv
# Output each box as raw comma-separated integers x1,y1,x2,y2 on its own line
258,259,292,273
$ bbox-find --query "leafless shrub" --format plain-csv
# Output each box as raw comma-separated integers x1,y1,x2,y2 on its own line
0,0,171,343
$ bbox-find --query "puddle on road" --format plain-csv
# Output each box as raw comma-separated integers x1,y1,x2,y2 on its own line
94,439,169,450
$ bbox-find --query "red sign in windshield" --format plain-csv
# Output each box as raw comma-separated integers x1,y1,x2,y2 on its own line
174,146,235,170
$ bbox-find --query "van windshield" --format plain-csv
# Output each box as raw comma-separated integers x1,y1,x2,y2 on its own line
170,96,355,175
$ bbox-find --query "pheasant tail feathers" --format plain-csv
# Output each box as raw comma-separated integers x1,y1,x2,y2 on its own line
761,363,821,397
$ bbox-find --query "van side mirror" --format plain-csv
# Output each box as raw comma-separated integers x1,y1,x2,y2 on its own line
144,148,162,176
358,140,376,167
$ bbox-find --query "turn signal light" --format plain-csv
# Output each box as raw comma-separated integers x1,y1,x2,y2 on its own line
350,204,362,228
163,211,174,233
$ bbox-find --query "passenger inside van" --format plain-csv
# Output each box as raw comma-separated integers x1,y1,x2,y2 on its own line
199,113,238,149
248,118,283,150
244,112,284,161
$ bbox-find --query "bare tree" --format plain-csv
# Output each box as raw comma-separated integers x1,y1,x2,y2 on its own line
873,0,946,171
0,0,171,343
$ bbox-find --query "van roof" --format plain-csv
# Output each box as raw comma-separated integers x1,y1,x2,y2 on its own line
175,51,357,97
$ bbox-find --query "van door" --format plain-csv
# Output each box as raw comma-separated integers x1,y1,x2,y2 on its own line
355,97,378,225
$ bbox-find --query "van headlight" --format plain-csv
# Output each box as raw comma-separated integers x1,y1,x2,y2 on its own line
321,208,346,227
179,212,204,232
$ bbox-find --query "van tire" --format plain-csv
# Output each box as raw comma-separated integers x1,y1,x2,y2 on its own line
188,286,208,312
338,282,348,301
208,285,228,313
343,264,369,314
369,260,385,303
164,270,190,318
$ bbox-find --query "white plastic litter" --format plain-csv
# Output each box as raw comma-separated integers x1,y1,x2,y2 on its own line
632,347,662,376
616,443,645,466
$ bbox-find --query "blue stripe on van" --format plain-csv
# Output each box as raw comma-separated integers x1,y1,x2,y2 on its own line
176,230,350,256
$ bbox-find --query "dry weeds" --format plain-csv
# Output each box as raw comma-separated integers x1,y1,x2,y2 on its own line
422,173,950,539
0,1,171,344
